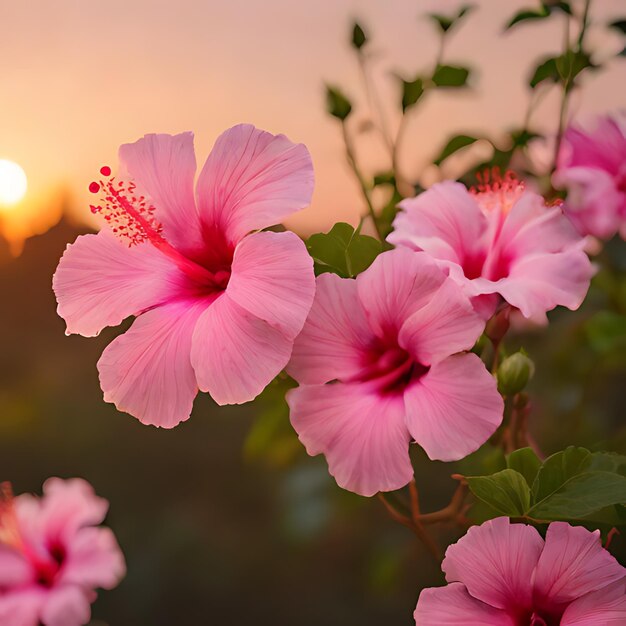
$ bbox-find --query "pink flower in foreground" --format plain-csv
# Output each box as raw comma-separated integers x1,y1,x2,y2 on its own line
415,517,626,625
388,175,593,322
286,248,503,497
0,479,125,626
53,125,315,427
554,115,626,240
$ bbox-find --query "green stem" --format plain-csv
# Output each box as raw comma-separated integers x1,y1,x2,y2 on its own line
341,120,383,239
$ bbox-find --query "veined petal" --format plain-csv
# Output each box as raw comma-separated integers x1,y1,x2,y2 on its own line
403,354,503,461
533,522,626,607
356,248,447,339
118,132,202,252
287,272,371,385
415,583,515,626
389,181,487,264
53,231,184,337
398,278,484,365
287,383,413,497
496,249,593,319
561,580,626,625
227,231,315,340
0,547,30,586
97,300,206,428
191,294,292,405
0,589,45,626
442,517,543,612
195,124,314,243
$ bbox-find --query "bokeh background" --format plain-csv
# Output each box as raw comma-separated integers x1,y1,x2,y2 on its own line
1,1,625,624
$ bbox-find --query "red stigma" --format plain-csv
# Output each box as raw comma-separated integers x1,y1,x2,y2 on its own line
88,170,164,247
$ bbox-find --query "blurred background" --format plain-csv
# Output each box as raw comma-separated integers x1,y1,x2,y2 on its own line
1,1,625,624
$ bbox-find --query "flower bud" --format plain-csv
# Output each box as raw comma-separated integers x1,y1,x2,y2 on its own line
497,352,535,396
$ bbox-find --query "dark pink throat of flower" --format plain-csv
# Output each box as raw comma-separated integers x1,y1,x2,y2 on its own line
89,167,232,293
0,483,65,589
357,342,429,394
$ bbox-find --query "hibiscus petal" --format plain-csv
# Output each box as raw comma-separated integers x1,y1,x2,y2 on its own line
60,527,126,590
414,582,515,626
356,248,447,338
398,278,484,365
533,522,626,607
403,354,503,461
38,478,108,538
97,300,205,428
288,272,371,385
389,181,487,264
497,192,583,256
118,132,202,252
561,580,626,625
0,547,30,586
287,383,413,496
0,589,45,626
53,230,184,337
195,124,314,242
495,249,593,319
442,517,544,611
227,231,315,340
40,586,91,626
555,166,622,239
191,294,292,405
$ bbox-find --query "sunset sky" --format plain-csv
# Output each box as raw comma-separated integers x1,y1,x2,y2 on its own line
0,0,624,249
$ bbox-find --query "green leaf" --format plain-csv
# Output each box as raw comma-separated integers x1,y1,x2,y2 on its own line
432,64,470,87
531,447,591,502
306,222,382,278
428,5,473,33
591,452,626,475
506,7,550,30
507,448,542,488
325,85,352,120
585,311,626,353
529,471,626,521
555,50,594,84
466,469,531,516
609,19,626,35
372,171,396,187
401,77,424,112
529,56,559,88
351,22,367,50
433,134,479,166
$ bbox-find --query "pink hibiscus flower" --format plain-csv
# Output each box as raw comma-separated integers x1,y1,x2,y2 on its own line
415,517,626,625
53,125,316,427
0,478,125,626
286,248,503,497
388,174,593,322
554,115,626,240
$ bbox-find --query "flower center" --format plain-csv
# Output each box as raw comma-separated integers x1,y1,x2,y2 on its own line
471,168,525,216
0,483,65,588
358,341,429,394
89,167,232,293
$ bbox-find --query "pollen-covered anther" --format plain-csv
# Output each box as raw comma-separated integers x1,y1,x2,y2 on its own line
471,168,525,215
88,166,163,246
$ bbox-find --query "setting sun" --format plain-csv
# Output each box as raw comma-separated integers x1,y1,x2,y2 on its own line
0,159,27,206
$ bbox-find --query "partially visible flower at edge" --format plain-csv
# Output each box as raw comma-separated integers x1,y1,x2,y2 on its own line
415,517,626,625
0,478,125,626
286,247,503,497
388,173,594,323
53,125,316,427
554,114,626,241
